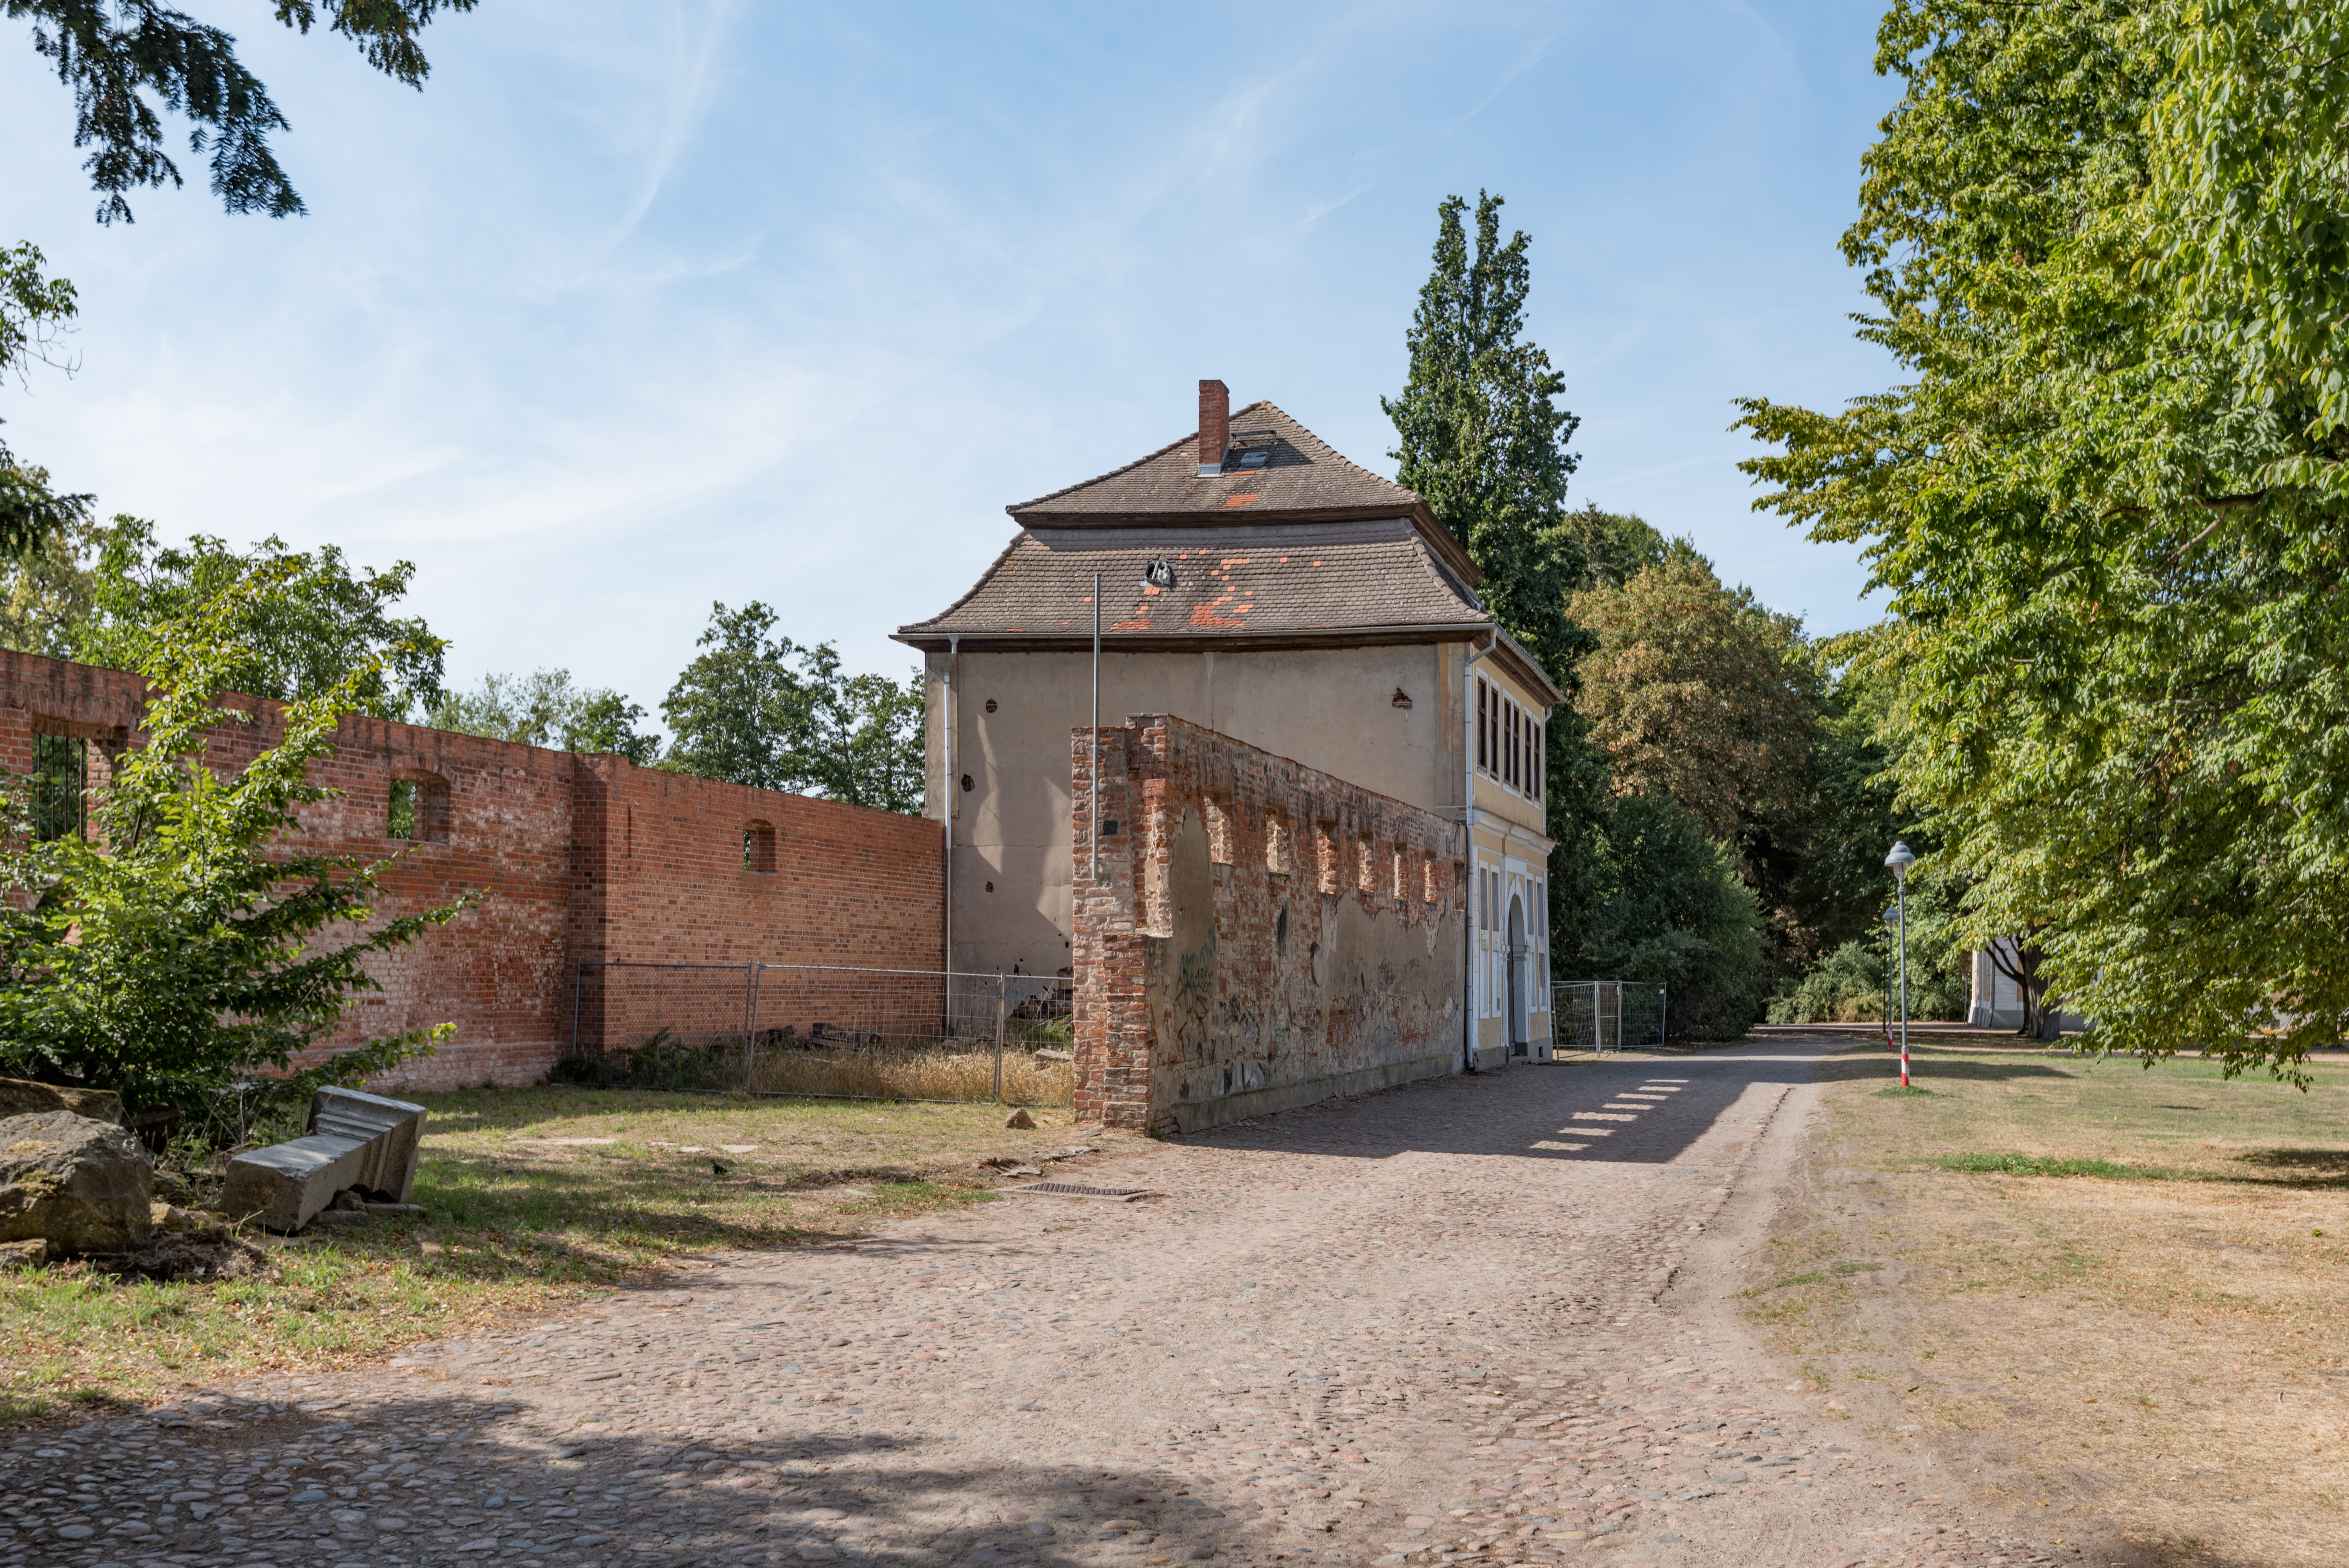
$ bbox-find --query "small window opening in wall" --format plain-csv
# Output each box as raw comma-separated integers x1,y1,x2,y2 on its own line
1424,855,1440,905
30,733,85,842
387,771,450,844
1392,847,1408,900
1315,821,1340,896
960,773,975,793
985,880,994,893
1392,687,1412,709
1357,835,1376,894
1206,796,1234,865
743,820,777,873
1266,813,1289,876
984,698,998,714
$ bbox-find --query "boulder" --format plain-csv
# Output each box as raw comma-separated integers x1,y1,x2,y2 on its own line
0,1111,154,1253
221,1087,426,1233
0,1076,124,1126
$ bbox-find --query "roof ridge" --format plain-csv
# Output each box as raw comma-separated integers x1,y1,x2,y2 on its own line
1004,427,1199,515
1246,399,1418,504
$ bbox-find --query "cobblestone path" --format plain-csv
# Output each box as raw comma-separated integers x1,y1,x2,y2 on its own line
2,1041,2087,1568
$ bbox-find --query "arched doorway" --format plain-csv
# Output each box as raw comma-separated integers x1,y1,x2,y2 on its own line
1506,892,1530,1056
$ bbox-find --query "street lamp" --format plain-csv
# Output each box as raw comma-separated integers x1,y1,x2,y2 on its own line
1885,840,1916,1087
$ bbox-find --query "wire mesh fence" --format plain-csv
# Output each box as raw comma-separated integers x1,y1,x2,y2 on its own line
1552,980,1669,1053
563,961,1074,1106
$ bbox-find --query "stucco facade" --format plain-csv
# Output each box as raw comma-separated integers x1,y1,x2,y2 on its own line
898,383,1561,1074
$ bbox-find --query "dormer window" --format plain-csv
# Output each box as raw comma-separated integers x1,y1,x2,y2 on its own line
1237,448,1270,467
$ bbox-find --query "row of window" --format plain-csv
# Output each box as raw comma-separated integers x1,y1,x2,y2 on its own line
1475,677,1545,803
1217,802,1455,904
1475,863,1551,1018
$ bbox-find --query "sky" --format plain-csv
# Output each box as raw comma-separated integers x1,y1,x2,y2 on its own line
0,0,1900,727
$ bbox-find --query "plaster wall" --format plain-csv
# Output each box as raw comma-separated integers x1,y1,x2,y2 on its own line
926,643,1461,977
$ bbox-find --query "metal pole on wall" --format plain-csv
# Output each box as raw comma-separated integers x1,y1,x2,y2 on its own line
1091,570,1102,885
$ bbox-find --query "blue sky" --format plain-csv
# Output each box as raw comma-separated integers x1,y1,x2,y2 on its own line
1,0,1898,724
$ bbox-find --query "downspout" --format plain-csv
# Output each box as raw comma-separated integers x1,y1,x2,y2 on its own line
945,634,959,975
1462,629,1497,1074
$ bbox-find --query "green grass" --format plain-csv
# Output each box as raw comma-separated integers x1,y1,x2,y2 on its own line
1930,1152,2174,1180
0,1084,1127,1422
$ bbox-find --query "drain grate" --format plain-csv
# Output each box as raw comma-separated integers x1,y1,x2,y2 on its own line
1005,1181,1156,1202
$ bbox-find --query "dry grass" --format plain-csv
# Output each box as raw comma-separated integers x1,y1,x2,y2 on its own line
0,1085,1130,1425
745,1046,1073,1105
1754,1039,2349,1567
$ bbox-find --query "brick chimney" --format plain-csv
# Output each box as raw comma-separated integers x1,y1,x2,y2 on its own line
1197,379,1229,478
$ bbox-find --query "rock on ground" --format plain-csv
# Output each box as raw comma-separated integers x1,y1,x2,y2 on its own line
0,1109,151,1254
0,1076,122,1126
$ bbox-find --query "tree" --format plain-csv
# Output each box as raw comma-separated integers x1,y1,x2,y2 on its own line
428,668,660,763
12,0,483,225
1738,0,2349,1075
661,601,925,813
1569,550,1815,845
1560,503,1666,590
1384,191,1587,682
1575,791,1769,1038
0,241,92,557
0,557,473,1124
69,519,444,720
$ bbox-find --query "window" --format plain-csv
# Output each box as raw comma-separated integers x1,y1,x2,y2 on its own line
1358,834,1376,895
1476,678,1491,772
1315,821,1340,896
30,733,84,843
743,819,777,873
1532,720,1545,802
1504,702,1519,789
1206,796,1234,866
1393,846,1408,901
387,771,450,843
1266,813,1289,876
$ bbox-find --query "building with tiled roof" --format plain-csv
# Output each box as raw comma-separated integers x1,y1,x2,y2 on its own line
893,381,1561,1073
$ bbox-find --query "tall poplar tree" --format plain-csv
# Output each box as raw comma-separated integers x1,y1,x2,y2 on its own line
1383,192,1586,680
1385,191,1621,976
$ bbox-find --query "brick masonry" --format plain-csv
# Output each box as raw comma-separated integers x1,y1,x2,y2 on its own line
0,651,943,1091
1072,713,1465,1133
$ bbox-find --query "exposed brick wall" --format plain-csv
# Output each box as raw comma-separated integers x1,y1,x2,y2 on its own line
1072,714,1465,1134
0,650,942,1092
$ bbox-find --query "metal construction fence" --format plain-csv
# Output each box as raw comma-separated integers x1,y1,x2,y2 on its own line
1552,980,1669,1053
564,961,1074,1106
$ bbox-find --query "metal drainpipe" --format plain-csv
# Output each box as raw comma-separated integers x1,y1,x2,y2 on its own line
945,634,959,976
1462,630,1497,1074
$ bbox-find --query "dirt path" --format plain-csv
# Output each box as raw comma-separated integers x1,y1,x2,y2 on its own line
4,1039,2092,1568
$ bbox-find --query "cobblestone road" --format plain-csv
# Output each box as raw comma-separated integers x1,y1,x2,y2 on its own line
2,1040,2087,1568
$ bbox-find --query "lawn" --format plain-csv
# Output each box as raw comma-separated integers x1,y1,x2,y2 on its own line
1754,1039,2349,1568
0,1085,1130,1424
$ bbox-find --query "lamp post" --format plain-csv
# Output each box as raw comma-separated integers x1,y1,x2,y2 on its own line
1885,839,1916,1087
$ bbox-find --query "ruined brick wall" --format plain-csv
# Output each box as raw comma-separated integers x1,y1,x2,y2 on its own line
1072,714,1465,1133
0,651,942,1092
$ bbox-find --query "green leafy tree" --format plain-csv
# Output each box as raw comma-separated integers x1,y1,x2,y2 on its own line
1560,503,1666,590
1736,0,2349,1074
78,519,443,720
428,668,660,763
1383,191,1588,680
1385,191,1620,975
12,0,482,225
0,502,100,658
0,558,474,1124
1568,550,1815,846
1575,792,1769,1038
661,601,924,812
0,241,92,556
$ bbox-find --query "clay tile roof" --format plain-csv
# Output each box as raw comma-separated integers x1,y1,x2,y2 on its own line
893,519,1488,645
1007,400,1420,523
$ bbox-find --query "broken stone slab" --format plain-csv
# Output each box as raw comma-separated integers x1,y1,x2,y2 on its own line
0,1110,154,1253
220,1087,425,1233
0,1076,124,1126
